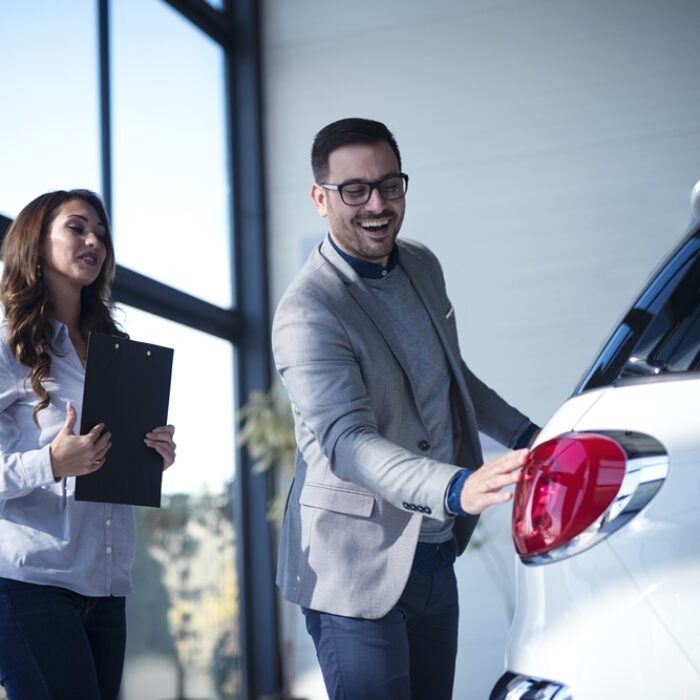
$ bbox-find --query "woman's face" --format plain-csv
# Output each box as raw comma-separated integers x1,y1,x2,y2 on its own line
39,199,108,294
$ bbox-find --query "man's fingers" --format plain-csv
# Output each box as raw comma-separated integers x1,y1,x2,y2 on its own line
461,448,530,514
483,449,529,482
484,450,529,483
492,491,513,504
484,470,520,493
494,448,529,471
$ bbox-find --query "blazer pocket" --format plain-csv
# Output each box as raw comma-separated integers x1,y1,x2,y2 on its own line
299,482,375,518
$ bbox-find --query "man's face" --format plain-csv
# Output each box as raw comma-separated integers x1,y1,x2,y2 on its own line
311,141,405,267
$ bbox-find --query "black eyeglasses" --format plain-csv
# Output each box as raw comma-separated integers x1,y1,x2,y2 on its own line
321,173,409,206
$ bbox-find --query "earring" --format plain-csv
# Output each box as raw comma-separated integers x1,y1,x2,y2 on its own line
36,263,42,279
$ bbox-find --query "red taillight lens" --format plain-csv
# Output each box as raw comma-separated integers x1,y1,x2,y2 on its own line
513,434,627,558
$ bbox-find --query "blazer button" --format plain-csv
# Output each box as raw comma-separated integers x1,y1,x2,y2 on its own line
418,440,430,451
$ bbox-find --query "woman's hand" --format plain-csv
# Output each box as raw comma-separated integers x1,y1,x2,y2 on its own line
459,448,529,515
49,401,112,478
144,425,176,470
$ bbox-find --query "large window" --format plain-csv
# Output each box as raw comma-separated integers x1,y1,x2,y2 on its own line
0,1,279,698
0,2,101,214
111,0,232,307
120,307,238,698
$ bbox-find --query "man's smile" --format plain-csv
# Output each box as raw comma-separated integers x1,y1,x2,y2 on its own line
356,214,394,236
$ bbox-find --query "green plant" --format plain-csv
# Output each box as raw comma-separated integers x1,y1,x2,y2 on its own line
237,381,296,525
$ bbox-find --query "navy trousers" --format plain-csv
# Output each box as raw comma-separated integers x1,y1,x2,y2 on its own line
303,563,459,700
0,577,126,700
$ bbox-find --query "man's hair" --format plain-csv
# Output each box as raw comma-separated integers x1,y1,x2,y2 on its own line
311,118,402,183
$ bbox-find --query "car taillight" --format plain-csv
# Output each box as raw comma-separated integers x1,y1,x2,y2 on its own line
513,434,627,559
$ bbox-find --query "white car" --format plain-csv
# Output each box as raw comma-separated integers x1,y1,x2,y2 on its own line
490,182,700,700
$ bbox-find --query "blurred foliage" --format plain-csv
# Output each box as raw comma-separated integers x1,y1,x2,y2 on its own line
237,381,296,525
131,492,240,699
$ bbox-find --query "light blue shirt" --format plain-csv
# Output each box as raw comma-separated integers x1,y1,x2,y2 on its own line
0,321,135,597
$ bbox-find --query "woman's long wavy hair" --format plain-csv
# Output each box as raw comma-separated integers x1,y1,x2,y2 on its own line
1,189,125,424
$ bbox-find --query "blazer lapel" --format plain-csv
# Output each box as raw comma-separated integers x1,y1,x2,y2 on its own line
399,242,481,465
317,236,479,462
320,238,411,379
318,238,426,409
398,243,468,391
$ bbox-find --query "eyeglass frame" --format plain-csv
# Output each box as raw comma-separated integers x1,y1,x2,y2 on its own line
320,173,409,206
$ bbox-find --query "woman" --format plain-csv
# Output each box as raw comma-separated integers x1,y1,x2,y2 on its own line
0,190,176,699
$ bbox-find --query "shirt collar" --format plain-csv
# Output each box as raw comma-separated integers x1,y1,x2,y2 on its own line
327,234,398,279
50,319,68,343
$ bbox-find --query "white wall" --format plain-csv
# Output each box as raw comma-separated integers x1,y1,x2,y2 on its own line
262,1,700,697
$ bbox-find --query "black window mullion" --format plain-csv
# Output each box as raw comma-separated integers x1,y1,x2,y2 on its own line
112,266,243,341
228,0,284,697
162,0,233,45
97,0,112,218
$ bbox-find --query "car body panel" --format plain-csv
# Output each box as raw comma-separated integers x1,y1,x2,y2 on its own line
573,377,700,675
532,389,606,445
509,542,699,699
505,377,700,698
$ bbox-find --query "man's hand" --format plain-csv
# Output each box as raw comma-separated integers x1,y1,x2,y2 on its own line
49,401,112,478
460,449,529,515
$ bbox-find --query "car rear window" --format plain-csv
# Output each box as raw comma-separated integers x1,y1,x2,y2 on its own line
576,229,700,393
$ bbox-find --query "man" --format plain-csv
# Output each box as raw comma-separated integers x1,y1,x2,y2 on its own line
272,118,539,700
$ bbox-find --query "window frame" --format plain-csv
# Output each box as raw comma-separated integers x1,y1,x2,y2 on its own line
575,226,700,395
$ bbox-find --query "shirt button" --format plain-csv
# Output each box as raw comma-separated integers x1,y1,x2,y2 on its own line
106,547,112,554
105,520,111,527
418,440,430,451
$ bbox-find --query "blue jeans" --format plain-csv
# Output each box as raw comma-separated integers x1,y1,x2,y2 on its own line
303,564,459,700
0,577,126,700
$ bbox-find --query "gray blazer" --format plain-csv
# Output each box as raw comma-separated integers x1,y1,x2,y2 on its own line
272,237,531,619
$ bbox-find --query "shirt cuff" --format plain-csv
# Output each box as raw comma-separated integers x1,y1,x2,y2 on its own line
20,444,56,489
445,468,472,516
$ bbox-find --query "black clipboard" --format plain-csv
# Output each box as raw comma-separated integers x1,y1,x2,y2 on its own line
75,333,174,507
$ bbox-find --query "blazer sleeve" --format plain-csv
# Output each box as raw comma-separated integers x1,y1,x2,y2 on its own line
403,239,536,451
460,359,535,448
272,286,461,521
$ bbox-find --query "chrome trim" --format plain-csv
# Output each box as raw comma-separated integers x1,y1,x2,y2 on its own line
691,179,700,219
521,430,668,565
490,672,573,699
622,356,666,376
